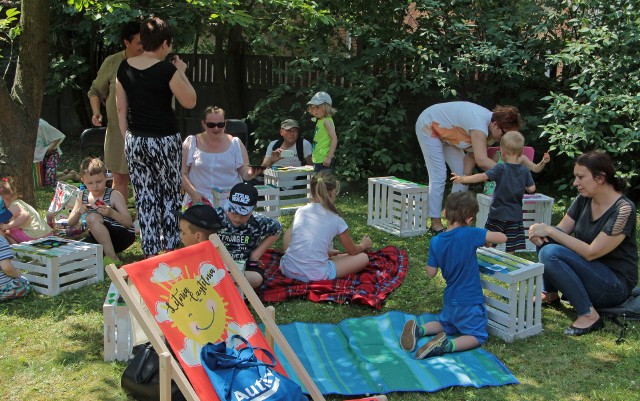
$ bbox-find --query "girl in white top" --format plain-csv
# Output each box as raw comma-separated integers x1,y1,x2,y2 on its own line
280,172,373,282
181,106,261,206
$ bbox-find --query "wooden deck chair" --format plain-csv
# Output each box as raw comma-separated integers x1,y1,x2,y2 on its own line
106,234,325,401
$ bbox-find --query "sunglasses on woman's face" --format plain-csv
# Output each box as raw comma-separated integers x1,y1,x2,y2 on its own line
205,122,226,128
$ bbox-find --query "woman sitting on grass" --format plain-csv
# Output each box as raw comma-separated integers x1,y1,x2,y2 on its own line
529,150,637,336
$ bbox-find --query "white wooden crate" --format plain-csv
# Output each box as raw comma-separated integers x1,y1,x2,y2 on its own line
477,247,544,342
11,237,104,296
476,193,554,252
367,176,429,237
103,282,134,362
263,166,314,214
213,184,281,218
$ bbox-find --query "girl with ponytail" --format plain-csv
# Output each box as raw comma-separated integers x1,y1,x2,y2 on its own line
280,171,372,282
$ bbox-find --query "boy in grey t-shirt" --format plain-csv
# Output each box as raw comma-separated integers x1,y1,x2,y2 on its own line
451,131,535,252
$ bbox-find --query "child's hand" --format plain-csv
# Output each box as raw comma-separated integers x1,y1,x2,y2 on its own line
328,249,340,257
78,204,89,214
323,156,332,167
450,172,463,183
542,151,551,163
360,235,373,251
96,204,112,218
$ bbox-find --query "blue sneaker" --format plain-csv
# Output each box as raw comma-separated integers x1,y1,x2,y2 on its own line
415,332,449,359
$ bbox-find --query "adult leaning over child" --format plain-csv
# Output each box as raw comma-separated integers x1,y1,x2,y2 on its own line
529,150,638,336
415,101,522,233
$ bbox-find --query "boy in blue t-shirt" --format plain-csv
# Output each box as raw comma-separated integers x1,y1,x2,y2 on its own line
451,131,536,252
400,191,506,359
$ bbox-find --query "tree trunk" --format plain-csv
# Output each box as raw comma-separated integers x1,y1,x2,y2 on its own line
0,0,50,205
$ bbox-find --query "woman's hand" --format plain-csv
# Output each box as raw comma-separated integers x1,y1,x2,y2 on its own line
529,223,550,238
171,55,187,73
528,223,550,246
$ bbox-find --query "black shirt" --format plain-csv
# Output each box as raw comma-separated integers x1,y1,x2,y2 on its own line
117,60,178,137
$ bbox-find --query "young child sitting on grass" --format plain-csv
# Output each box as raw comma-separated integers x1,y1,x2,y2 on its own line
214,182,282,289
173,204,223,247
280,171,373,282
0,176,52,244
67,157,135,262
451,131,536,252
0,231,31,301
400,191,506,359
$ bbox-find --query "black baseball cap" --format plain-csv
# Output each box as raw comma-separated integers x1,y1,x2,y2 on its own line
172,204,222,231
225,182,259,216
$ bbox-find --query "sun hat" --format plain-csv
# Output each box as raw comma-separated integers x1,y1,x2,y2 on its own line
307,92,332,106
172,204,222,231
225,182,259,216
280,119,300,130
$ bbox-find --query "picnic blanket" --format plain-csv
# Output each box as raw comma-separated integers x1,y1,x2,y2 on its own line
269,310,519,395
258,245,408,309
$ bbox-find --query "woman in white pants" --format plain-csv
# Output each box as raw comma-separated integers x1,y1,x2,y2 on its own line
415,101,522,233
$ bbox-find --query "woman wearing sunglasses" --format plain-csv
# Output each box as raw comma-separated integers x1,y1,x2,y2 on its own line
181,106,261,206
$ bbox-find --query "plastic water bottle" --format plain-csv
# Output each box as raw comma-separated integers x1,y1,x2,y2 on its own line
79,184,86,190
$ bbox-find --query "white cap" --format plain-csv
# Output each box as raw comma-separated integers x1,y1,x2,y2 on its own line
307,92,332,106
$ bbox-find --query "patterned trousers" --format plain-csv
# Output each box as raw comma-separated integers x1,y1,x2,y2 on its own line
125,133,182,256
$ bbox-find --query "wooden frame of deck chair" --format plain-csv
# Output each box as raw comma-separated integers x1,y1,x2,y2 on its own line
106,233,326,401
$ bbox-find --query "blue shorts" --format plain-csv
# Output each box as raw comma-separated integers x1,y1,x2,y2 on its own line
279,259,337,282
326,260,337,280
439,303,489,344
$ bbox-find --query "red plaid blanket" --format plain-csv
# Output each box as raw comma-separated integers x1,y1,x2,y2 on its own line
258,246,408,309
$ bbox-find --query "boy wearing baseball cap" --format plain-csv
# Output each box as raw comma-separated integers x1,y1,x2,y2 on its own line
214,182,282,289
172,204,223,247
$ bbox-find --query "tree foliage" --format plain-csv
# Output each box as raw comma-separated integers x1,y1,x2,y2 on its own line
540,0,640,191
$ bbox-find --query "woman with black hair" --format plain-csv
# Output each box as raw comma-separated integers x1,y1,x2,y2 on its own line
529,151,638,336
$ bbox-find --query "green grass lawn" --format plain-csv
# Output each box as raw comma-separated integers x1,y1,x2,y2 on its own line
1,138,638,400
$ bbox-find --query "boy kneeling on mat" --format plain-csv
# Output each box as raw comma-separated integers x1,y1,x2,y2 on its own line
400,191,506,359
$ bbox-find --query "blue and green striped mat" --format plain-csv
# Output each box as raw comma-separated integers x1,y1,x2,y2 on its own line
270,310,518,395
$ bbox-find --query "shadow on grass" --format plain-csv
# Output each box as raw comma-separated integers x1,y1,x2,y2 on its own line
1,280,111,320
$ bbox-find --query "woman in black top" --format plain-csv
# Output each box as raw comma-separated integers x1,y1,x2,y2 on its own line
529,151,637,336
116,17,196,257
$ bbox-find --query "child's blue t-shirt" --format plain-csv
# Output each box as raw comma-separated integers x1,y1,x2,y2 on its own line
427,226,487,306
